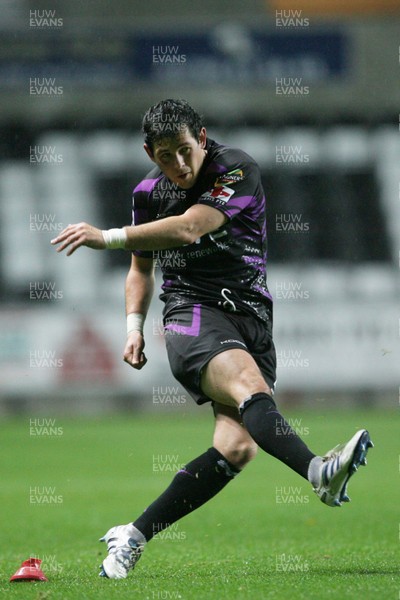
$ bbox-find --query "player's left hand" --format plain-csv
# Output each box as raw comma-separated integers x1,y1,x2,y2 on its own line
51,222,106,256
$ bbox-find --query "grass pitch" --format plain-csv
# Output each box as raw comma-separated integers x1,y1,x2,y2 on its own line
0,407,398,599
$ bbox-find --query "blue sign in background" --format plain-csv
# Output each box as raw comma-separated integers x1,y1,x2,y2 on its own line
0,29,348,87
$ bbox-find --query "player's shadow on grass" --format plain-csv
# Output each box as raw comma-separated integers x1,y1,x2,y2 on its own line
312,568,398,575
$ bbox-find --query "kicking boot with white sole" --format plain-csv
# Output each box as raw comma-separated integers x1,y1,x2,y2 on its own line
309,429,373,507
99,524,146,579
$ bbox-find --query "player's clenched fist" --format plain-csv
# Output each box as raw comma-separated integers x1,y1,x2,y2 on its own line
123,331,147,370
51,222,106,256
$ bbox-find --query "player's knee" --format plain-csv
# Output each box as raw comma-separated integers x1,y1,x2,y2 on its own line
223,440,258,469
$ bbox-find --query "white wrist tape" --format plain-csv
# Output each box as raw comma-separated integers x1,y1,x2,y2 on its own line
127,313,144,335
102,228,127,249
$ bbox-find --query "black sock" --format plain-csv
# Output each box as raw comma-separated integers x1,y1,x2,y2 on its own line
240,393,315,479
133,447,239,541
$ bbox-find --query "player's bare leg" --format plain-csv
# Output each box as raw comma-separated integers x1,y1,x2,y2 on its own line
201,347,316,478
201,347,272,407
212,402,258,469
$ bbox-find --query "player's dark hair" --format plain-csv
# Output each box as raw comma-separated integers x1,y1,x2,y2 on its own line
142,99,203,152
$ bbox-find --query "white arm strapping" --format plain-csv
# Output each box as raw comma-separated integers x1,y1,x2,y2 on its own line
127,313,144,336
102,228,127,249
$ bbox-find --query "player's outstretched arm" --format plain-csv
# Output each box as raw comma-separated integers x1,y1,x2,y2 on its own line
123,204,227,250
51,205,227,256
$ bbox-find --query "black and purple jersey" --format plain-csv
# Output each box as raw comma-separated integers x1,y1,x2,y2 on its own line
131,138,273,324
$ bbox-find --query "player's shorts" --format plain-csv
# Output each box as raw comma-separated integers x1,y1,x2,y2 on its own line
163,302,276,405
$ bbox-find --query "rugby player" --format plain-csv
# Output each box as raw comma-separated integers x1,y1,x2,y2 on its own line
51,99,373,579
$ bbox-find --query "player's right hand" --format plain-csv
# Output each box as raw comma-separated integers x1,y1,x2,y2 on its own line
51,222,106,256
123,331,147,370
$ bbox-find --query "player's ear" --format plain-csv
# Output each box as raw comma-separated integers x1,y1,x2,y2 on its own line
199,127,207,149
144,143,155,162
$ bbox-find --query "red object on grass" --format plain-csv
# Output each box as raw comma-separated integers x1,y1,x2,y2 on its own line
10,557,48,582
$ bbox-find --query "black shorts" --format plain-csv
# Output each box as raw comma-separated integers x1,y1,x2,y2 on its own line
163,303,276,405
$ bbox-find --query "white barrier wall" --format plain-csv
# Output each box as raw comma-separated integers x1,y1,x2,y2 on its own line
0,278,398,399
0,129,399,405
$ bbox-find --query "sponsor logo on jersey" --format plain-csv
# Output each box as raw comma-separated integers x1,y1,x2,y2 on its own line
214,169,244,187
201,185,235,204
220,339,247,348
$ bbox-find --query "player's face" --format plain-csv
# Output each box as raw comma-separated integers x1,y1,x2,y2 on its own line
145,127,207,189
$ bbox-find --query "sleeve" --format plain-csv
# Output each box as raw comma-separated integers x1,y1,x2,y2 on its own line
131,184,154,259
197,160,259,220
